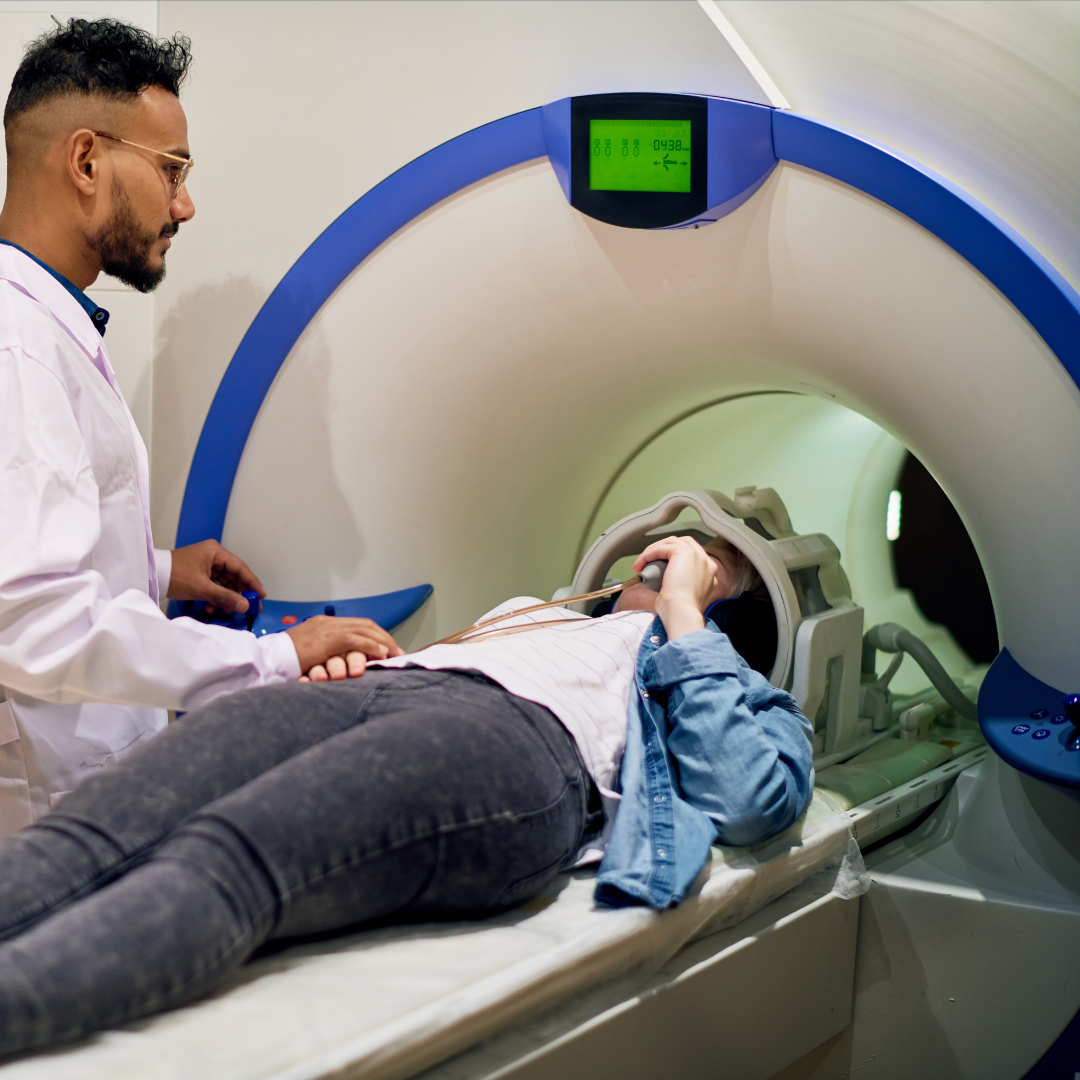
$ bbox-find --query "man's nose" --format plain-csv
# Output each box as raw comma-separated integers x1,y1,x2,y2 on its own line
171,185,195,223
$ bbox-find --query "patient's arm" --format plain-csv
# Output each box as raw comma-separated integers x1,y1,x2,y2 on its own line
632,538,813,843
653,637,814,845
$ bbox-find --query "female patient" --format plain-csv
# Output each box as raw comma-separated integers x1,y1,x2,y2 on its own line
0,536,812,1055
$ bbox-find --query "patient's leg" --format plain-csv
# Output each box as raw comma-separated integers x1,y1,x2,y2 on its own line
0,675,406,941
0,670,595,1056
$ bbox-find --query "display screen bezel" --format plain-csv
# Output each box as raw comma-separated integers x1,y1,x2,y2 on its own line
570,93,707,229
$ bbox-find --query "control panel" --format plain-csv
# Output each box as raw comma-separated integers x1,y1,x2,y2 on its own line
979,648,1080,790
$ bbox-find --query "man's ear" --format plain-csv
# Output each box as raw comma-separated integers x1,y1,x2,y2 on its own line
67,129,102,197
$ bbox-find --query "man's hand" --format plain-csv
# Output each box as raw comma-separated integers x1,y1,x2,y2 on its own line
288,616,404,682
168,539,266,613
632,536,717,641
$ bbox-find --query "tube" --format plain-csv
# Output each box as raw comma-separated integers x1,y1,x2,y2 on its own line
864,623,978,721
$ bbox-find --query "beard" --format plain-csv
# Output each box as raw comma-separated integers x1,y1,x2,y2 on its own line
88,175,175,294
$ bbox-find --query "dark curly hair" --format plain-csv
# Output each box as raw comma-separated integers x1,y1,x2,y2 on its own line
4,18,193,126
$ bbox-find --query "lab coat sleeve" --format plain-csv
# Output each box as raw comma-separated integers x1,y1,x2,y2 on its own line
153,548,172,600
0,346,301,710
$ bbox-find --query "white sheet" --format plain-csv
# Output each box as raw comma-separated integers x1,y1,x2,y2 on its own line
3,794,860,1080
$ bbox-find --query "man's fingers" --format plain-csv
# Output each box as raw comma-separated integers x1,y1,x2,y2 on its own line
212,547,266,598
345,618,401,655
204,582,249,614
168,539,267,604
325,655,348,681
346,651,367,678
286,617,403,673
342,633,392,658
326,618,401,658
307,664,330,682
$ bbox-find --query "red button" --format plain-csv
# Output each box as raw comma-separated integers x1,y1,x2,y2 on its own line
281,615,298,626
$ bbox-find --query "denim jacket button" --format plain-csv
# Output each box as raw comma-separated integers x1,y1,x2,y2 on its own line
653,795,665,802
657,850,667,859
641,690,650,699
650,635,661,644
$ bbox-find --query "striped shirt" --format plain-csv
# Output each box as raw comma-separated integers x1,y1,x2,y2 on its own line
371,598,654,810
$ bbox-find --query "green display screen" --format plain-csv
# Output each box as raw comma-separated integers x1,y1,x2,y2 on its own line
589,118,691,193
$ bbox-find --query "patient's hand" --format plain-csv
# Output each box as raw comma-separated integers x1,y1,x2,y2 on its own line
287,616,403,682
299,653,368,683
631,536,717,641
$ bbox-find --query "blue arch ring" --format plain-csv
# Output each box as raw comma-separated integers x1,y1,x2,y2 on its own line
176,102,1080,547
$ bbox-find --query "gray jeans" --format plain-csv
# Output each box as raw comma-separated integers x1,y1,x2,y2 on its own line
0,668,600,1057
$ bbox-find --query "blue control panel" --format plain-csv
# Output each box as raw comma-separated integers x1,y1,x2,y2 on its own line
167,583,432,636
980,648,1080,789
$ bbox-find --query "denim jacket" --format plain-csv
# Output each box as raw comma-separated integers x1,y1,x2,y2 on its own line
595,618,814,909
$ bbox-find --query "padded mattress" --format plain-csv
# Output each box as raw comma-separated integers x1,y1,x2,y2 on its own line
3,794,859,1080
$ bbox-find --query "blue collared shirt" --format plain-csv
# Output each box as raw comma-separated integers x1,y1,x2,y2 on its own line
596,619,815,909
0,240,109,336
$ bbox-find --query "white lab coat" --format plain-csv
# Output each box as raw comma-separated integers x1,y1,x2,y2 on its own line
0,246,299,835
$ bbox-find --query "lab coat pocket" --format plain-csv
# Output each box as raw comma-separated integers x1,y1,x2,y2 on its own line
0,700,33,836
0,697,18,746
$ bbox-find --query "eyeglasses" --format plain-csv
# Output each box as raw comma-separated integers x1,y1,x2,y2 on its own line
93,132,194,199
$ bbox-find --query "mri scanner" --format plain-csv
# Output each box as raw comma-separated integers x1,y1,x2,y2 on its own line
137,86,1080,1079
3,2,1078,1076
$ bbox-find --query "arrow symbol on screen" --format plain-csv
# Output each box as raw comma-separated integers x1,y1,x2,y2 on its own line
654,154,688,171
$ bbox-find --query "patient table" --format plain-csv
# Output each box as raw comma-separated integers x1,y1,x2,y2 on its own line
3,794,863,1080
11,483,989,1079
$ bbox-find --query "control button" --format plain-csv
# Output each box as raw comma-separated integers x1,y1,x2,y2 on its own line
281,615,298,625
1030,709,1049,719
1063,695,1080,750
1051,714,1069,724
324,605,336,616
1033,729,1051,740
1012,724,1031,735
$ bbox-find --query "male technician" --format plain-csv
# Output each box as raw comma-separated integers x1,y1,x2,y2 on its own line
0,18,399,834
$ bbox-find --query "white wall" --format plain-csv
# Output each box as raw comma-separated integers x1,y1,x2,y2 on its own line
719,0,1080,292
0,0,159,446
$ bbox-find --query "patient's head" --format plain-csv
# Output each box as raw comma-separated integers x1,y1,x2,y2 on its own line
613,535,761,616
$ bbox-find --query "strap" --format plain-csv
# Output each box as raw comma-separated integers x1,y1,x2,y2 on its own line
431,575,643,646
453,617,591,643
